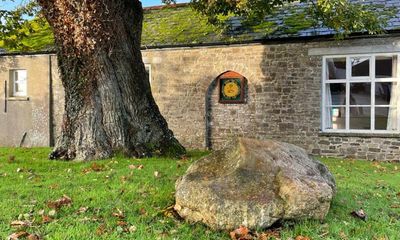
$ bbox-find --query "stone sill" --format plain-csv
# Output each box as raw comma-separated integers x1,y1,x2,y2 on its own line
318,131,400,138
7,97,30,101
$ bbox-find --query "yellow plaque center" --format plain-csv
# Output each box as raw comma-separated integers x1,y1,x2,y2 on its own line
223,82,240,98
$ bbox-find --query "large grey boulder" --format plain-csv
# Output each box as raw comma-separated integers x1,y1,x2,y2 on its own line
174,138,336,230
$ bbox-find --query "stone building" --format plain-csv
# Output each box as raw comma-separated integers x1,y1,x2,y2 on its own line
1,1,400,161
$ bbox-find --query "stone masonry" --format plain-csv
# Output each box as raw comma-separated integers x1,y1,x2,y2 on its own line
1,36,399,161
142,36,400,161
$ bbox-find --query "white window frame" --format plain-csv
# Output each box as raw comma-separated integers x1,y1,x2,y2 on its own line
322,53,400,134
11,69,28,97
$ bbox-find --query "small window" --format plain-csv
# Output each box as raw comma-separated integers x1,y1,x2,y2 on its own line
10,69,27,97
323,54,399,133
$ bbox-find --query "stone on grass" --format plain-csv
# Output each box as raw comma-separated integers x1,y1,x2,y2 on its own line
174,138,336,230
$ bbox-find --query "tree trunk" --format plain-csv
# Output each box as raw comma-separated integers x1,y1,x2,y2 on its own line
38,0,185,160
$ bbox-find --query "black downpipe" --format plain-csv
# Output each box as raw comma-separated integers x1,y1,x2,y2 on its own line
4,80,7,113
48,55,54,147
204,79,217,150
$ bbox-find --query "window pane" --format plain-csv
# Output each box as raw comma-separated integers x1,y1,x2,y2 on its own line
351,57,370,77
350,83,371,105
15,82,26,94
376,56,396,78
326,58,346,80
377,107,397,131
350,107,371,129
326,107,346,130
375,82,395,105
326,83,346,105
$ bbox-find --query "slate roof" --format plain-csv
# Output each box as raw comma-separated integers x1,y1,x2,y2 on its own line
1,0,399,52
142,0,400,47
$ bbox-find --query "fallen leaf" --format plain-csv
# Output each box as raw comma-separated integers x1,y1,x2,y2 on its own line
27,234,40,240
128,165,136,169
137,165,144,170
257,229,280,240
76,207,89,214
117,221,127,227
139,208,147,216
112,208,125,219
96,224,107,236
230,225,251,240
128,225,137,233
41,215,53,224
37,209,45,216
27,234,41,240
10,220,31,228
350,209,367,221
154,171,160,178
7,231,29,240
83,163,105,173
47,195,72,209
390,204,400,208
295,236,311,240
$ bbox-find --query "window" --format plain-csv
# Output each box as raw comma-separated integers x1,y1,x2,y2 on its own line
322,54,399,133
10,69,27,97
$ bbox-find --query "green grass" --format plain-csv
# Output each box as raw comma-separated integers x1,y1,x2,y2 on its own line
0,148,399,239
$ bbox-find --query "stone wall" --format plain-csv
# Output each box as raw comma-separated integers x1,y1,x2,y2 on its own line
1,36,399,161
142,36,400,161
0,54,52,147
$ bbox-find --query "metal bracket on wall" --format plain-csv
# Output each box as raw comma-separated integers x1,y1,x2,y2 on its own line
4,80,7,113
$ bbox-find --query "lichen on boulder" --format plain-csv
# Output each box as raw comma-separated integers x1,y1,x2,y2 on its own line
174,138,336,230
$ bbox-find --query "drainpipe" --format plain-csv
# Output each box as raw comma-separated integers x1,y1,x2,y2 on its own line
4,80,7,113
48,55,54,147
204,79,217,150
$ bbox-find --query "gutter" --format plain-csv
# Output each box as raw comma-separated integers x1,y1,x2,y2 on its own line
1,30,400,57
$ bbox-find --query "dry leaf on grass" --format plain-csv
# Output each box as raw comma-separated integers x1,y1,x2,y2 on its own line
27,234,41,240
47,195,72,209
128,165,136,170
230,225,252,240
295,236,311,240
41,215,53,224
10,220,31,228
76,207,89,214
7,231,29,240
112,208,125,219
257,229,281,240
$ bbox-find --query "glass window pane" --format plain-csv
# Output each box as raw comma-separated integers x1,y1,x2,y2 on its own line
376,107,397,131
375,82,395,105
351,57,370,77
376,56,396,78
326,58,346,80
350,83,371,105
350,107,371,129
326,107,346,130
326,83,346,105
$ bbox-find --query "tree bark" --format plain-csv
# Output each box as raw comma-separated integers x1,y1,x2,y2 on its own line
38,0,185,160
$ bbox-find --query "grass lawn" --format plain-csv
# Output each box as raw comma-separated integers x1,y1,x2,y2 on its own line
0,148,399,240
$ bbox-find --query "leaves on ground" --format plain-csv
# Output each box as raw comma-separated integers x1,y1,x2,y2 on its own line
47,195,72,209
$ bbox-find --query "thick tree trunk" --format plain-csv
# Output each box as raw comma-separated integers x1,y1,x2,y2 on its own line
38,0,185,160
